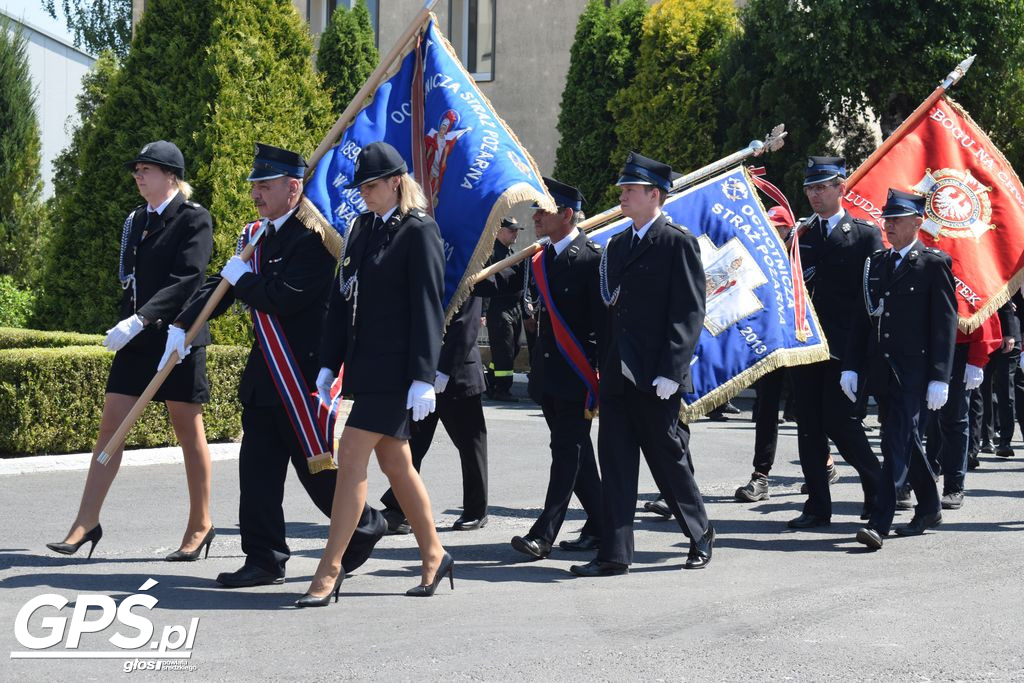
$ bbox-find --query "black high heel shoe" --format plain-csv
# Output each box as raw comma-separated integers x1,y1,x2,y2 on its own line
46,525,103,558
406,552,455,597
294,574,344,608
165,528,216,562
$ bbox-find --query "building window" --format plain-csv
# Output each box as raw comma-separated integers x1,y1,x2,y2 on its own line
448,0,495,81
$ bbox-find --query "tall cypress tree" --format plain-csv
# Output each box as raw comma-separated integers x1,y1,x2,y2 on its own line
317,0,379,117
605,0,739,207
0,18,47,286
553,0,648,213
35,0,332,342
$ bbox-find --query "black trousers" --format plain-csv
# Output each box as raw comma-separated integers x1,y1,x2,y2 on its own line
870,371,940,535
992,348,1019,447
597,381,708,566
925,344,969,493
752,368,785,474
528,394,603,543
791,358,881,519
487,307,522,392
379,393,488,518
239,406,385,576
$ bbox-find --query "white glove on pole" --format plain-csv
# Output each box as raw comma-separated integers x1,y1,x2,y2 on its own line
434,371,450,395
157,325,190,371
651,376,680,400
839,370,858,403
407,380,436,422
220,256,252,286
927,381,949,411
316,367,335,406
103,314,145,352
964,364,984,391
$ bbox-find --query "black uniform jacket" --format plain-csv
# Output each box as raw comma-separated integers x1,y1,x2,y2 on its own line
320,208,445,395
120,193,213,349
844,241,958,392
483,238,527,316
601,214,706,396
177,211,335,407
437,295,486,399
799,211,884,360
528,231,605,403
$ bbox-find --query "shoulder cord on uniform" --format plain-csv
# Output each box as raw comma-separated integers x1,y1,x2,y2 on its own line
863,255,884,318
599,245,620,307
118,210,138,312
336,218,361,326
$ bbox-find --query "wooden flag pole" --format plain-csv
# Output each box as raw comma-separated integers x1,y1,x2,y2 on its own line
468,124,788,285
97,224,268,464
846,55,975,190
305,0,439,177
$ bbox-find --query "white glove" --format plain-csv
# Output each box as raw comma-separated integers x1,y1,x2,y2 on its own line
651,376,680,400
927,381,949,411
316,367,335,406
839,370,858,403
964,364,984,391
434,371,450,395
407,380,436,422
157,325,190,371
220,256,252,286
103,314,145,352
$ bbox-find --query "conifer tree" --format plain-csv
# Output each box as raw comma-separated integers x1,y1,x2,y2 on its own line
317,0,379,117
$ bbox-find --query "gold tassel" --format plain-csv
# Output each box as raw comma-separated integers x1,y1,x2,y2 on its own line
296,195,344,259
307,451,338,474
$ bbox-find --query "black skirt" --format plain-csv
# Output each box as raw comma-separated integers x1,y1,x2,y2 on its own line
345,392,411,440
106,343,210,404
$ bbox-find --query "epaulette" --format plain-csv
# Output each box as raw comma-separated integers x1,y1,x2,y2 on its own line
872,248,887,256
184,200,200,209
411,209,428,220
852,217,880,229
586,240,602,253
666,220,690,234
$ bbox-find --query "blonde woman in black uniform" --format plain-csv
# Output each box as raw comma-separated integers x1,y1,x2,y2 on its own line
47,141,216,561
297,142,451,606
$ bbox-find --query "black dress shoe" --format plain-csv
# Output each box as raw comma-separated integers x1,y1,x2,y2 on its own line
452,514,488,531
644,498,672,518
787,513,830,529
559,534,601,552
721,401,741,414
684,525,715,569
511,535,551,559
215,564,285,588
569,559,628,577
996,443,1015,458
855,526,884,550
895,511,942,536
896,485,913,510
967,455,980,470
381,508,411,535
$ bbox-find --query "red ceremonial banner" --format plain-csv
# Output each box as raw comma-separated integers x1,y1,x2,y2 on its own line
843,95,1024,332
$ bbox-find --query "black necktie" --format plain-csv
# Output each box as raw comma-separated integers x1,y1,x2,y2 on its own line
890,250,900,274
265,220,276,238
631,231,641,251
819,216,829,241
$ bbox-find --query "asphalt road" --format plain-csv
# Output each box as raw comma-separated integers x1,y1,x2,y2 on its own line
3,394,1023,681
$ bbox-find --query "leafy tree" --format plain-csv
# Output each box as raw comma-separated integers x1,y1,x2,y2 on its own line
603,0,740,207
35,0,332,344
553,0,648,212
721,0,1024,215
0,18,47,288
317,0,379,116
41,0,132,57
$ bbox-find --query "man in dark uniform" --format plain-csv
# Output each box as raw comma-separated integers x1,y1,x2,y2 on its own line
571,152,713,577
484,217,528,401
788,156,883,529
509,177,604,559
167,144,385,587
376,293,490,533
843,189,957,549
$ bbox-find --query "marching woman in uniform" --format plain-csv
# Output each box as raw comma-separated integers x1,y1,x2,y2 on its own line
47,141,216,561
297,142,451,606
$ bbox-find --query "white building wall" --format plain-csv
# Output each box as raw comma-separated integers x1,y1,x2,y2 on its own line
2,11,95,196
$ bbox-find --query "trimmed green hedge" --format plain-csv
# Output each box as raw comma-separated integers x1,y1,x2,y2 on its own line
0,326,104,350
0,344,246,455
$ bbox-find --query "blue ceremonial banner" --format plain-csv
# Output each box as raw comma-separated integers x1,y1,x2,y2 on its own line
589,167,830,421
306,17,550,317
